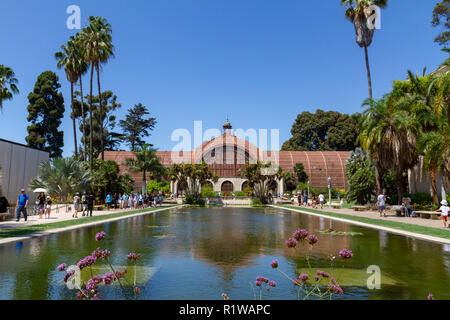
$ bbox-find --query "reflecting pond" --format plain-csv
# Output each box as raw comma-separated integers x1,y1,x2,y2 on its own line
0,206,449,300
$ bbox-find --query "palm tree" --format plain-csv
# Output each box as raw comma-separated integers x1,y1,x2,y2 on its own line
55,39,80,158
29,158,92,200
0,65,19,111
122,145,166,195
359,97,417,203
80,16,114,165
73,33,90,162
407,70,450,204
341,0,388,100
416,114,449,204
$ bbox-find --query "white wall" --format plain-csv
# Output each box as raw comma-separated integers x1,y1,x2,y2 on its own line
0,139,49,203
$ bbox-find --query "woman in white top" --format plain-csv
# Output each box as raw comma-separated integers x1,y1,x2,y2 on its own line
436,200,449,228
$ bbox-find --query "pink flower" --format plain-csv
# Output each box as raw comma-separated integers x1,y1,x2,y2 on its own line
286,238,297,248
270,260,278,269
339,249,353,259
306,234,318,245
293,229,308,240
95,231,106,242
57,263,66,272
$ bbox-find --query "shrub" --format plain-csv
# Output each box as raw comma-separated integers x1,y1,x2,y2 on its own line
410,192,433,205
201,186,217,198
251,199,264,207
243,187,252,196
185,195,206,206
234,191,246,197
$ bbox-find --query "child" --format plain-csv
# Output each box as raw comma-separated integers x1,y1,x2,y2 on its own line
376,189,387,218
436,200,449,228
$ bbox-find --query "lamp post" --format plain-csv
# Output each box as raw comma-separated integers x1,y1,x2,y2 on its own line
307,180,310,199
328,176,332,208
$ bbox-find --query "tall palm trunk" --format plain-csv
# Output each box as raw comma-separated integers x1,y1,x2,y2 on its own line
143,170,147,195
89,64,94,170
430,166,439,205
364,45,373,100
79,76,87,162
70,82,78,158
395,170,403,205
373,159,381,194
96,67,104,161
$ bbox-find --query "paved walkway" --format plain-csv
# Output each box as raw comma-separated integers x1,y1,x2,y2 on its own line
0,205,172,230
279,204,449,230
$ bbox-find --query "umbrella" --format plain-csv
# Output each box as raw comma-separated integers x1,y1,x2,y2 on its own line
33,188,48,193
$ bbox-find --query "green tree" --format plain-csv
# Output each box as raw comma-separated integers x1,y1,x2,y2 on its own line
294,163,309,183
341,0,388,100
0,65,19,111
29,158,92,199
55,38,82,158
80,16,114,164
345,148,376,205
282,110,359,151
91,159,134,198
147,180,170,194
74,90,122,158
119,103,157,150
432,0,450,47
25,71,65,158
168,163,217,202
410,71,450,203
239,162,279,203
359,97,417,203
122,145,166,195
283,172,297,192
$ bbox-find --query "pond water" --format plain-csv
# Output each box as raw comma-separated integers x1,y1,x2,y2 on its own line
0,206,449,300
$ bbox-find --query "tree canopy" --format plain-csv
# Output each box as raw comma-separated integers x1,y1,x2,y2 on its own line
282,110,359,151
25,71,65,158
432,0,450,47
119,103,157,150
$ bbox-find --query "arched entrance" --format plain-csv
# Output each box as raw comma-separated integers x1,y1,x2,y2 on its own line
241,181,249,192
221,181,234,193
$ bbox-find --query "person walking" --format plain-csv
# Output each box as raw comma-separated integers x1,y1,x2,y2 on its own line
106,193,113,210
37,192,46,219
81,192,88,216
436,200,449,228
16,189,29,222
303,192,308,207
87,193,95,217
73,193,81,218
377,189,387,218
318,193,325,209
45,196,52,219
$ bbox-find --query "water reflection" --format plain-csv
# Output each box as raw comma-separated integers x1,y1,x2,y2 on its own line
0,207,448,300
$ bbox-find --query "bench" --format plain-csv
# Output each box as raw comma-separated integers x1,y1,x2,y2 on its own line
0,213,9,221
93,205,105,211
352,206,368,212
416,211,440,220
331,203,341,209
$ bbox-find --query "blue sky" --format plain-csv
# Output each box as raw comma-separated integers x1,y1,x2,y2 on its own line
0,0,446,157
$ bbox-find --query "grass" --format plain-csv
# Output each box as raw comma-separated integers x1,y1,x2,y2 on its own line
274,205,450,241
0,205,180,239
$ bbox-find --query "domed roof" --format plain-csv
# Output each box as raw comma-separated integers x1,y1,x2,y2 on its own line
223,117,232,129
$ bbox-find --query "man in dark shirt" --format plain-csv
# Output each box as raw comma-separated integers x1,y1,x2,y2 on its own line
87,194,95,217
0,196,8,213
